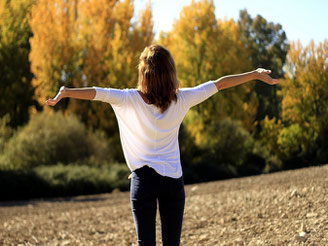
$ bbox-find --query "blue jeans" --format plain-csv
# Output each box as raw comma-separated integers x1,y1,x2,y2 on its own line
130,166,185,246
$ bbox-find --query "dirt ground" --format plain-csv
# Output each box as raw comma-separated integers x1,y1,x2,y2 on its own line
0,164,327,246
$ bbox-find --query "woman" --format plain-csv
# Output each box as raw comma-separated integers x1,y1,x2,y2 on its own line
46,44,279,245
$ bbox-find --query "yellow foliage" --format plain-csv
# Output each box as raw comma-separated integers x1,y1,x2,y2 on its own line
29,0,80,105
282,40,328,128
159,0,257,143
275,40,328,157
260,116,283,154
0,0,32,45
29,0,154,132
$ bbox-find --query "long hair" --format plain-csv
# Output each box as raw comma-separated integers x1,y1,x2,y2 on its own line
137,44,179,113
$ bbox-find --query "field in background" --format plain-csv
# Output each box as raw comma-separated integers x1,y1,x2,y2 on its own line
1,165,327,245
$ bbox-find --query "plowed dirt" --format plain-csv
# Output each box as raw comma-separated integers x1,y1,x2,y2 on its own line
1,165,327,245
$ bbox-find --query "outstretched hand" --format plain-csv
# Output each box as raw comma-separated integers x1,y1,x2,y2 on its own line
255,68,280,85
45,86,66,106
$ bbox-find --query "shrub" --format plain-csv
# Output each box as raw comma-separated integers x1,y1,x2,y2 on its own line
1,111,114,169
0,114,14,153
35,164,107,196
316,121,328,164
277,124,304,159
260,116,321,167
106,164,131,191
181,118,271,182
259,116,282,156
199,118,255,167
0,163,131,201
34,163,130,197
0,169,50,201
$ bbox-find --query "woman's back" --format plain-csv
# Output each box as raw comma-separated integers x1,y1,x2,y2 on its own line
93,81,218,178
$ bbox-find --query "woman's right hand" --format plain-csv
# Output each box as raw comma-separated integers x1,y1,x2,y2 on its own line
255,68,280,85
45,86,67,106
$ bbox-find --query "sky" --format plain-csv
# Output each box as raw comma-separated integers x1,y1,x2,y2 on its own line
134,0,328,46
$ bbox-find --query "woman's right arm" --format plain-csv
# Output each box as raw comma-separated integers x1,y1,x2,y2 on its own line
214,68,279,91
46,86,96,106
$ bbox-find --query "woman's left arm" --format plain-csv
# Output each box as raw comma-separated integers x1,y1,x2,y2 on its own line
214,68,280,91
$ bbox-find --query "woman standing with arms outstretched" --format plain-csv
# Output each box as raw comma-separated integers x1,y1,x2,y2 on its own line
46,44,279,246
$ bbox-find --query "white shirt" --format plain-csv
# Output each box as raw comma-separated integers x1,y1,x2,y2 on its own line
93,81,218,178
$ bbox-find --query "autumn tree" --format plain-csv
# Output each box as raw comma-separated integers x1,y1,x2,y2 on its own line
155,0,271,176
29,0,81,111
0,0,37,127
70,0,135,135
261,40,328,164
159,0,257,146
282,40,328,161
29,0,154,160
238,9,288,122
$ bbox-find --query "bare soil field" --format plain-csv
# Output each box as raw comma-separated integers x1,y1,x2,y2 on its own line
0,165,327,246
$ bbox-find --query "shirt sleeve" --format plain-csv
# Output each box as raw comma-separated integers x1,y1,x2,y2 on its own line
92,87,126,106
178,81,218,109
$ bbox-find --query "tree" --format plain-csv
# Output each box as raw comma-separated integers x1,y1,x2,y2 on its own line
29,0,86,110
261,40,328,164
29,0,154,160
0,0,37,127
159,0,257,146
238,9,289,122
282,40,328,161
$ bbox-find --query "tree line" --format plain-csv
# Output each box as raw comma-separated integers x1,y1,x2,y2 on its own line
1,0,327,181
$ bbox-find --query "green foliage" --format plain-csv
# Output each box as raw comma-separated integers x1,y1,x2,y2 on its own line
316,117,328,163
251,139,282,173
238,9,289,122
0,111,113,169
200,118,254,166
0,0,38,127
0,163,130,201
259,116,282,155
105,163,131,191
282,40,328,163
0,114,14,153
181,118,274,183
34,163,130,195
260,116,315,166
277,124,306,159
259,40,328,166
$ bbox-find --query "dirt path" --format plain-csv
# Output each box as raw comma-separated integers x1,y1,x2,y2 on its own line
1,165,327,245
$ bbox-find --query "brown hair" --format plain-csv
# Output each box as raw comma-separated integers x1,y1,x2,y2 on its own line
137,44,179,113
